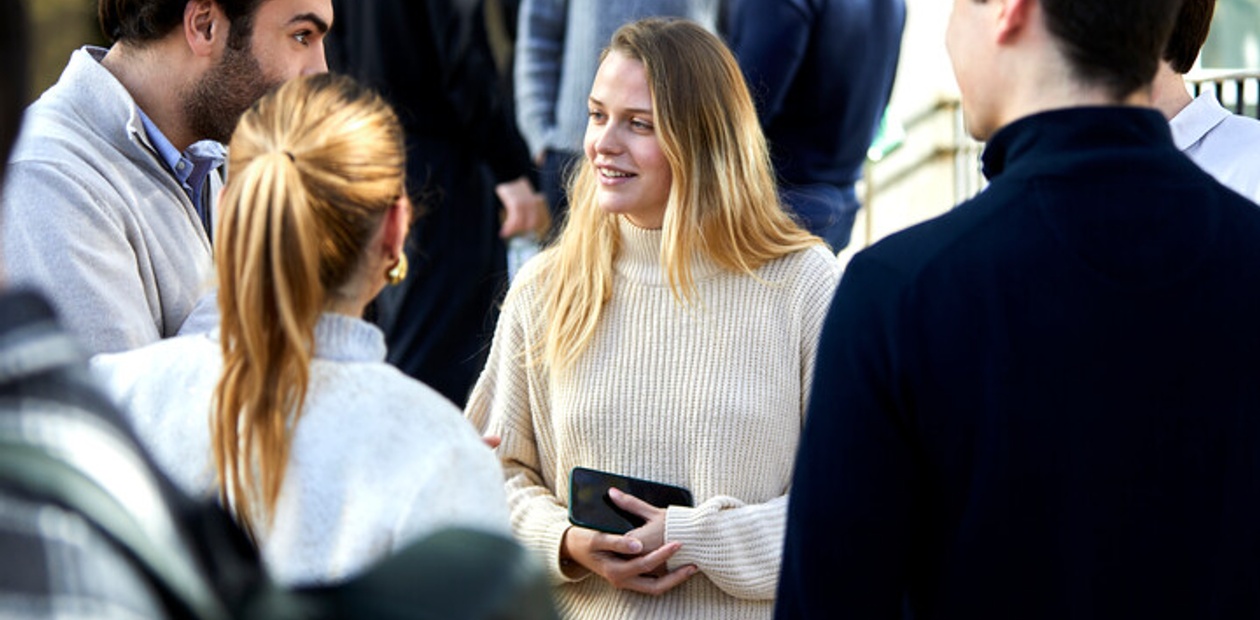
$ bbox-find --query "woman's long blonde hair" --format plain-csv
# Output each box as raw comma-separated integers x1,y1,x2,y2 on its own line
212,74,405,537
537,18,821,373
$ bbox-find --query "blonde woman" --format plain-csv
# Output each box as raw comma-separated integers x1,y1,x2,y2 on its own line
465,18,842,618
92,74,510,586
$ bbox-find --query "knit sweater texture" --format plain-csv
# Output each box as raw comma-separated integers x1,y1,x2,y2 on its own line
91,311,511,586
2,47,215,353
466,217,841,619
514,0,719,157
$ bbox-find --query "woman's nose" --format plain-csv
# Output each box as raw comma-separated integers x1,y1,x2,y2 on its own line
593,125,623,154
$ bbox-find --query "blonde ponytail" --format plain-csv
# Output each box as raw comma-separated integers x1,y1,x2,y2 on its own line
211,74,405,537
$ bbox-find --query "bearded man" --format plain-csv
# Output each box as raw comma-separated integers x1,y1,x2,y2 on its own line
0,0,331,352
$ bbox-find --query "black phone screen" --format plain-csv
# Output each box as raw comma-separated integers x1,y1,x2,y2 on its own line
568,467,695,534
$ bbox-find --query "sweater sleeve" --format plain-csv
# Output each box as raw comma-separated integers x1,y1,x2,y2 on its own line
662,248,841,601
464,270,578,585
513,0,566,157
1,161,162,353
664,494,788,600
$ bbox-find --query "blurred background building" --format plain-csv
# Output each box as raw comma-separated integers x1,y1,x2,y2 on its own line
849,0,1259,266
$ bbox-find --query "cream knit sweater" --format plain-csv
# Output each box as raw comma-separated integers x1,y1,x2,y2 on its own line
466,217,841,619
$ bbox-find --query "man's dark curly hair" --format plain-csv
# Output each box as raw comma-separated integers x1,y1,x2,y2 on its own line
99,0,265,50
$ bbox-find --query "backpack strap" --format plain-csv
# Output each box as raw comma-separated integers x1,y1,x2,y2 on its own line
0,397,231,620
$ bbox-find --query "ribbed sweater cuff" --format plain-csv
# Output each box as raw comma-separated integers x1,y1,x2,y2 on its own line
664,504,711,571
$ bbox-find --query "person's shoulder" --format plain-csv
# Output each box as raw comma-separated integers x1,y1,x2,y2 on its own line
6,104,111,178
844,190,1012,291
791,243,844,270
1218,110,1260,131
90,334,219,394
5,62,135,204
1209,172,1260,221
314,365,491,469
1204,112,1260,151
318,362,467,431
764,243,843,284
91,333,218,373
16,53,118,143
500,246,556,315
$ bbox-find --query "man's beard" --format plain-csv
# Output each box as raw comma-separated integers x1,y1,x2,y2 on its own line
183,43,279,144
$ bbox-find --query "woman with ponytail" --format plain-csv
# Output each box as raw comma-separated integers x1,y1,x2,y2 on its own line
464,18,842,618
93,73,510,586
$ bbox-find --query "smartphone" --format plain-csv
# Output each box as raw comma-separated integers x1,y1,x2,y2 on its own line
568,467,694,535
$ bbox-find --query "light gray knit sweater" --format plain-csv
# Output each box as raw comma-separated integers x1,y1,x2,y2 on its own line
93,311,512,586
466,217,841,619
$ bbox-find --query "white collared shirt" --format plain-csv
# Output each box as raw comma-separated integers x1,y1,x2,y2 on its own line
1170,91,1260,205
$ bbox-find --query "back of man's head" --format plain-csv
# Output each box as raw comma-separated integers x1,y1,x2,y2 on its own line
0,0,27,189
98,0,264,49
1164,0,1215,74
1040,0,1182,100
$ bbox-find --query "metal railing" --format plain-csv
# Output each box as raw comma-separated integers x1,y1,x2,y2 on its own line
1187,69,1260,118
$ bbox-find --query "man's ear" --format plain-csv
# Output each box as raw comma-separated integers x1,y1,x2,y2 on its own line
995,0,1033,45
184,0,226,58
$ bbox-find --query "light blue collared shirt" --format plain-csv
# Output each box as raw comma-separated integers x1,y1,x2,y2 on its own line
136,109,226,241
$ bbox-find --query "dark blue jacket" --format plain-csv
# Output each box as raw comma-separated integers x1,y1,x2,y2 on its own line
328,0,530,406
777,107,1260,619
723,0,905,189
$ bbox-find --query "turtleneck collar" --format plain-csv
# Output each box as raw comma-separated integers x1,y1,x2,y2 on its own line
312,313,387,363
614,216,726,286
200,302,387,363
981,107,1173,180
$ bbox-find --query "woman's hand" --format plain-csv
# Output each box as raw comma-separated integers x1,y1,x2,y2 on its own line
611,487,666,554
560,523,697,595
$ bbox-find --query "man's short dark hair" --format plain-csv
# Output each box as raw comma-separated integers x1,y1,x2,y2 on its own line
98,0,265,50
1164,0,1215,74
1040,0,1183,100
0,0,28,189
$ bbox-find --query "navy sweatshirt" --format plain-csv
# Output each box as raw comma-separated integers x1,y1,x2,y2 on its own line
777,107,1260,619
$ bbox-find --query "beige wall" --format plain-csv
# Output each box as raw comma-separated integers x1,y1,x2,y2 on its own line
843,0,970,264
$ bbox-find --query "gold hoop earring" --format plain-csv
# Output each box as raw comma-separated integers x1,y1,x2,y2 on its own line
387,254,408,286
